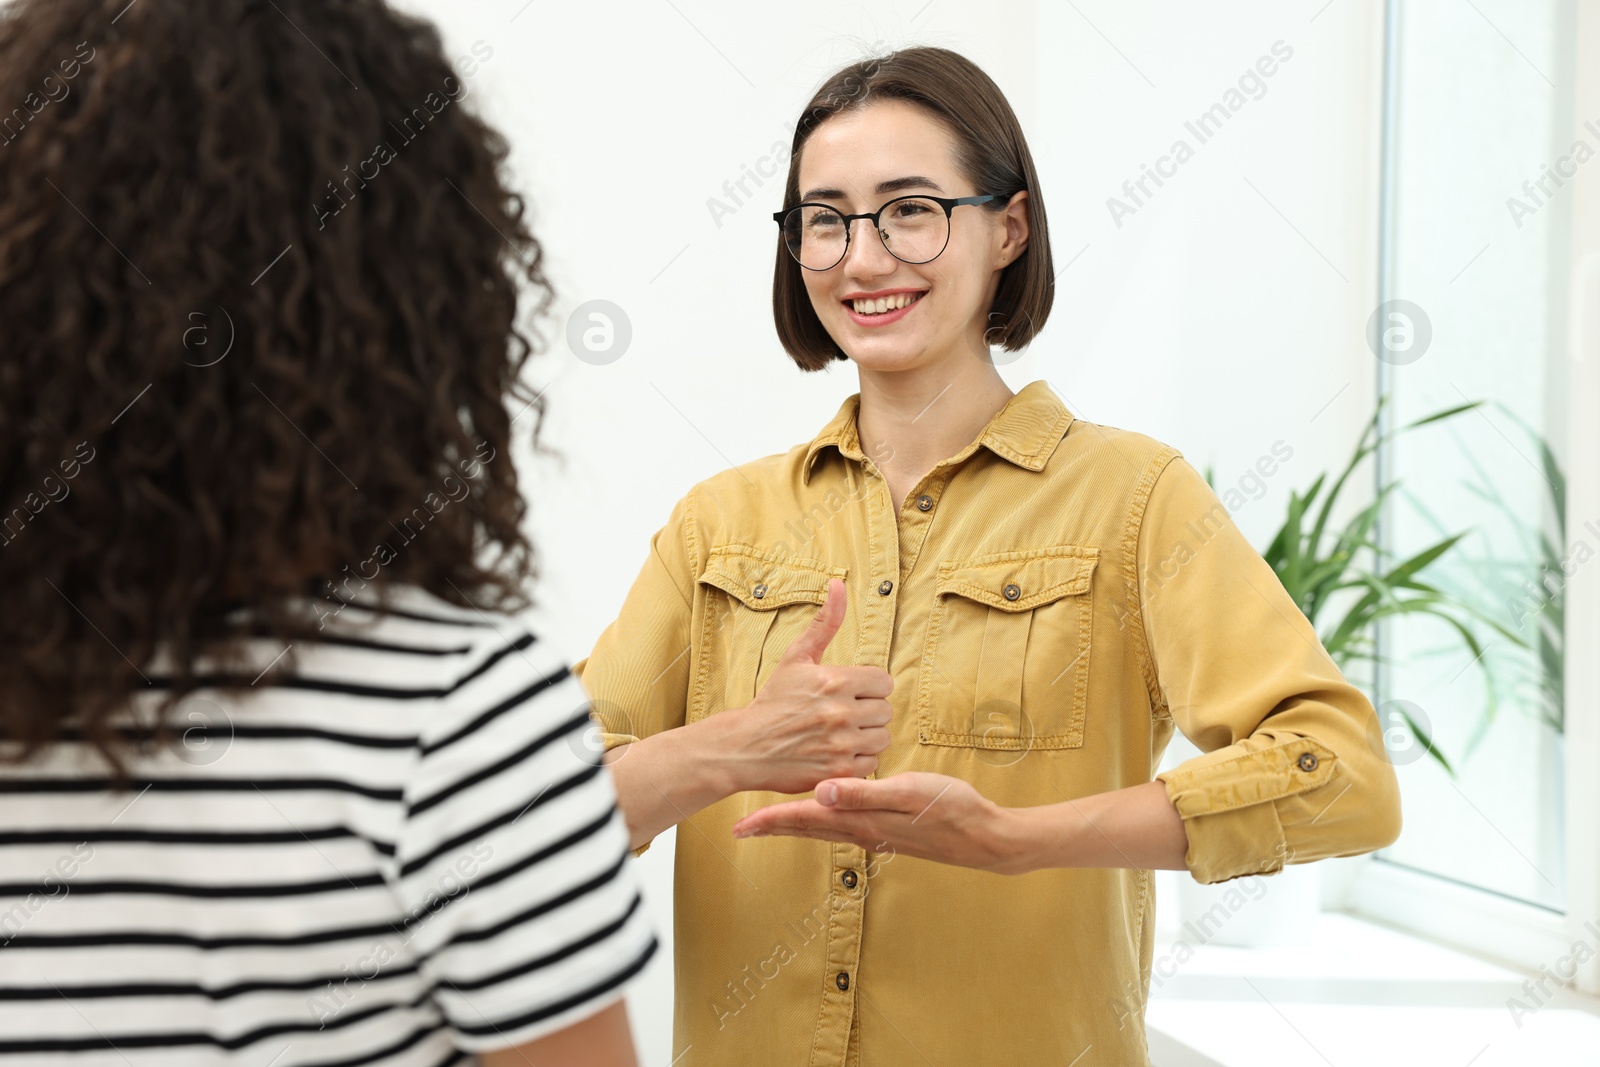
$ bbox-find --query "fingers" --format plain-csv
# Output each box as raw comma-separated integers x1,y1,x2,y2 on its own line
730,799,822,838
832,665,894,699
851,698,893,729
731,799,871,843
855,727,890,756
776,577,845,666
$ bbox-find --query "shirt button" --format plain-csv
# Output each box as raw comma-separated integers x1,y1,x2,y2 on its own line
877,579,893,596
1297,752,1319,772
915,494,934,512
1003,583,1021,601
836,971,850,991
752,582,768,599
841,869,858,889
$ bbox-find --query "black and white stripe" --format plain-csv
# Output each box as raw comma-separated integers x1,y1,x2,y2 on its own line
0,584,657,1066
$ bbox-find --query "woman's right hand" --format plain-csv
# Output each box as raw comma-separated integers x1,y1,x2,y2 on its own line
725,578,894,796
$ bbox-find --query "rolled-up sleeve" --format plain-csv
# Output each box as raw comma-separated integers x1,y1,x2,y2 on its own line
572,487,700,855
1137,452,1403,885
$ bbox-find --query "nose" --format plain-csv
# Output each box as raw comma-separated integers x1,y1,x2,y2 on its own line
839,215,898,275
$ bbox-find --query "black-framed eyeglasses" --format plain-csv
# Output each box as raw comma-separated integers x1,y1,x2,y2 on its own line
772,193,1004,271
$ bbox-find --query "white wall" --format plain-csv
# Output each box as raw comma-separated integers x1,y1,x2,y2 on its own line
397,2,1387,1061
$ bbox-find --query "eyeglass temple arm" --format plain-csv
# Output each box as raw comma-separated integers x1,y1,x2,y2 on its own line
773,192,1004,223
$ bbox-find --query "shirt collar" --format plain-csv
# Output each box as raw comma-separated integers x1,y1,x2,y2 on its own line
800,379,1076,485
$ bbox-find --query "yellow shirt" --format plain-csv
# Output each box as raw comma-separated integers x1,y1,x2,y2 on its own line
573,379,1402,1066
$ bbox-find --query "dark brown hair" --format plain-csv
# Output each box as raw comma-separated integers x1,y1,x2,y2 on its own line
772,45,1055,371
0,0,555,774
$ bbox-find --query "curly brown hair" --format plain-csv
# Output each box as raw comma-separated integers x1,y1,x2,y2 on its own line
0,0,557,776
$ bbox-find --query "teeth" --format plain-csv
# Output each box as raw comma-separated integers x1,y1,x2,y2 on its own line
851,291,922,315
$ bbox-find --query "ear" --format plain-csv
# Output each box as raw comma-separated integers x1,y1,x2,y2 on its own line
996,189,1030,268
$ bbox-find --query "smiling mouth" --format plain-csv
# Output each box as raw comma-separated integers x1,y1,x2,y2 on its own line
846,291,926,316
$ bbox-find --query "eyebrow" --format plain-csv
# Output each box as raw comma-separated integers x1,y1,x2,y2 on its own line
798,175,946,202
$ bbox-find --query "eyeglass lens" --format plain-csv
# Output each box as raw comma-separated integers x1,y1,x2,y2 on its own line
781,198,949,270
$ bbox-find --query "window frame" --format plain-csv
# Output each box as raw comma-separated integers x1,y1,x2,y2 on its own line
1346,0,1600,994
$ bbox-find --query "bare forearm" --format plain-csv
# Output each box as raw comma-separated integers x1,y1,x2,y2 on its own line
478,998,636,1067
1004,779,1190,875
603,714,750,850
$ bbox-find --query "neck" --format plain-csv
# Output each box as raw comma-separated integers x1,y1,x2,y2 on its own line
854,357,1015,478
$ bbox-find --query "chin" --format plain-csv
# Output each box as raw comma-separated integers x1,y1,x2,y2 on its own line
839,339,929,370
832,325,933,368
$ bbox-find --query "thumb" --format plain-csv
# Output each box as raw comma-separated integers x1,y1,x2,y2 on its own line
819,778,886,809
778,576,845,666
818,774,929,812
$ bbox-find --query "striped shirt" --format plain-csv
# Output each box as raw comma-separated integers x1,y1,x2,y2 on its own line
0,584,658,1066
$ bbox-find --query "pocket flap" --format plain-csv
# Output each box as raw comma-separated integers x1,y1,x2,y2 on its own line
697,546,847,610
935,547,1098,612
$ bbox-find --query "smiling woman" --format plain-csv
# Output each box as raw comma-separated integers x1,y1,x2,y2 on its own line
575,43,1403,1067
770,56,1053,374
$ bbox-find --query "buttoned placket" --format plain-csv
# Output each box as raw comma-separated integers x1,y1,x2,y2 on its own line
810,448,949,1066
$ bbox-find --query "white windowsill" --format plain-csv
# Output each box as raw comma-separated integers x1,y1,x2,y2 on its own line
1144,909,1600,1067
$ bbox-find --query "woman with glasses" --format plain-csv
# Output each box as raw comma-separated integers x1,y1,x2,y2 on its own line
575,45,1402,1066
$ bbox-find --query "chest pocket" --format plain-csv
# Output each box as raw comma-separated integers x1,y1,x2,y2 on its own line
692,546,849,720
916,546,1097,751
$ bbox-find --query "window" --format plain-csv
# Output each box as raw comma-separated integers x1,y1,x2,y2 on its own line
1351,0,1599,984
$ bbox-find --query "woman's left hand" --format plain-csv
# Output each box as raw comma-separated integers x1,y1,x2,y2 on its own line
730,772,1031,875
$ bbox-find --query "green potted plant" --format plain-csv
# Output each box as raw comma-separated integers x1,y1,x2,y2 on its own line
1212,394,1517,772
1395,402,1566,756
1174,394,1506,947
